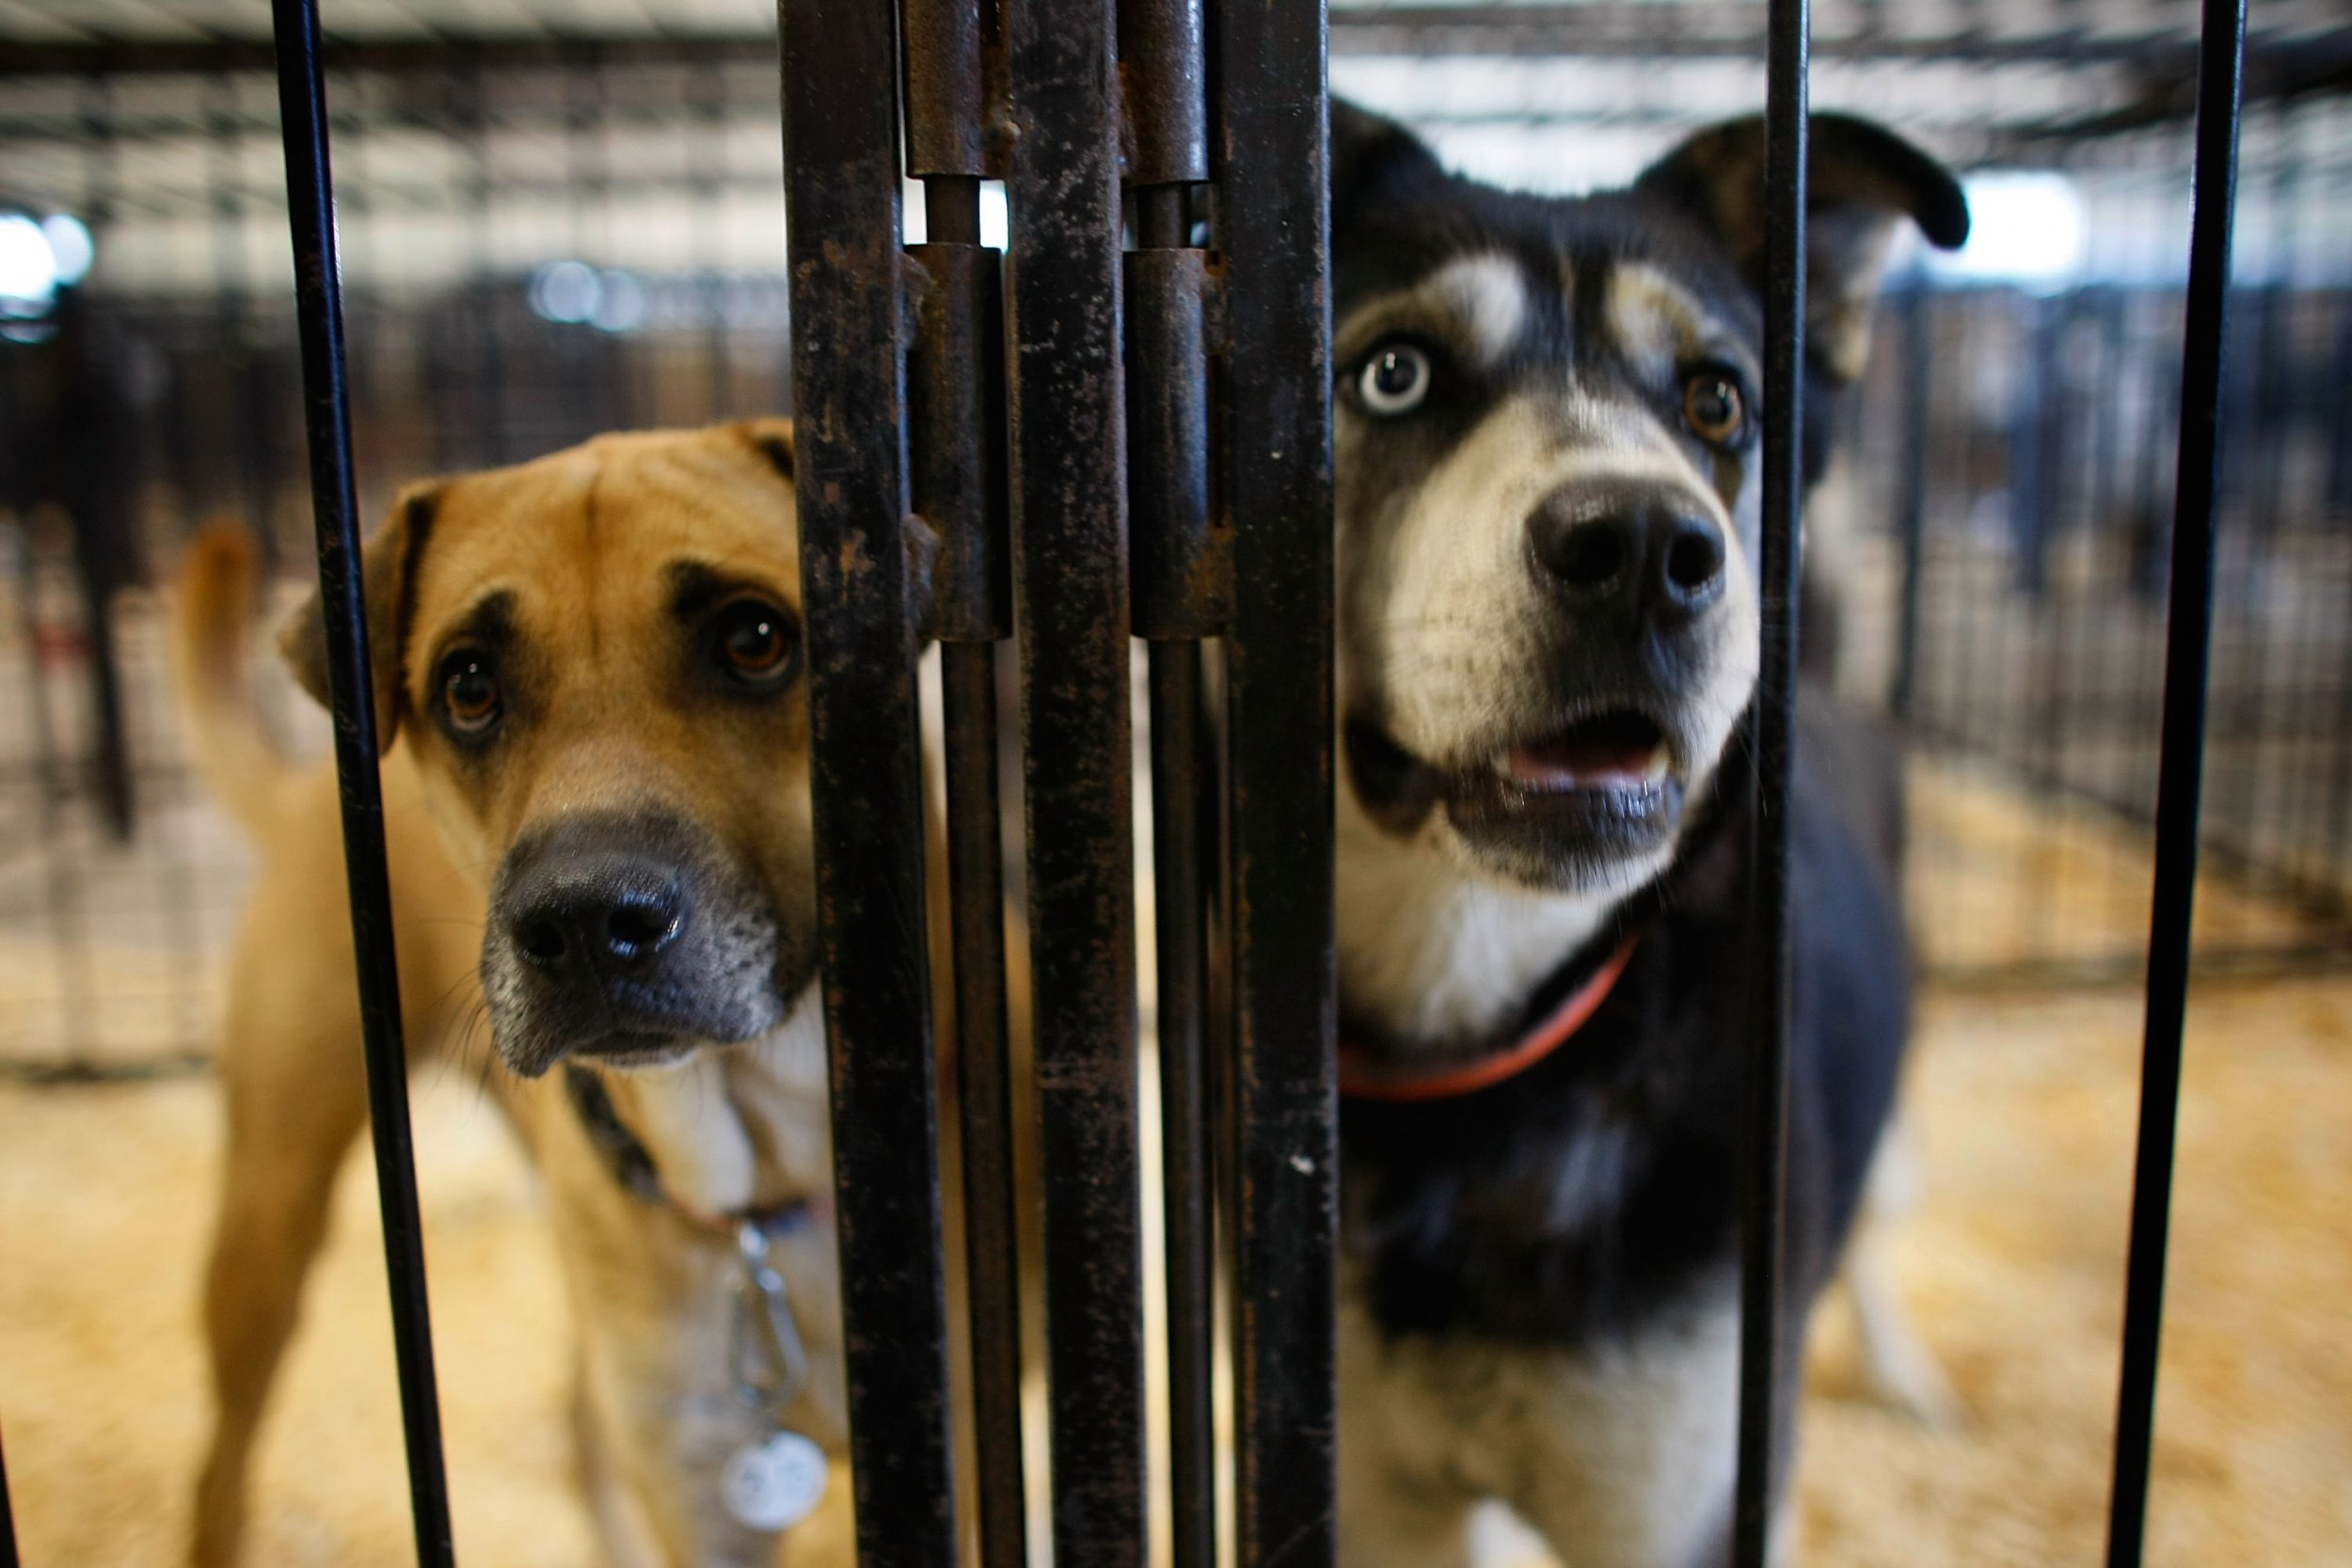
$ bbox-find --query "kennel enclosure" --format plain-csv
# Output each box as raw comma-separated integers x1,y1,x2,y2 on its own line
0,0,2336,1565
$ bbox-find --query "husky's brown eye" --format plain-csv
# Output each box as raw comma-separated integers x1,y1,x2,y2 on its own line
438,649,501,734
716,598,798,685
1682,373,1746,444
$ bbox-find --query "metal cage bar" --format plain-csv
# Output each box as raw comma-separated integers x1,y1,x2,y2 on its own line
2106,1,2249,1562
1,1420,17,1568
263,1,456,1562
1215,6,1341,1564
1733,0,1807,1562
901,6,1025,1559
1004,3,1151,1562
776,5,961,1562
1124,10,1218,1568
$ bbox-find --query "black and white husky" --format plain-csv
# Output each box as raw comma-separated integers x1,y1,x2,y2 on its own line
1327,105,1969,1567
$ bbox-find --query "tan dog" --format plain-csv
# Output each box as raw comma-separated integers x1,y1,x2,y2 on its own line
174,422,866,1568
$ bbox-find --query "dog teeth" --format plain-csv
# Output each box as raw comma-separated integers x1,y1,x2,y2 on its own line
1641,743,1671,783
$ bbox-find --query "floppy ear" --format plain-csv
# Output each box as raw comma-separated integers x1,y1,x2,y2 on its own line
730,416,796,483
278,481,441,750
1331,99,1447,237
1633,113,1969,384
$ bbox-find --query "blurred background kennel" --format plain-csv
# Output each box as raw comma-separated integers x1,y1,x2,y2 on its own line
5,2,2350,1080
2,2,2350,1565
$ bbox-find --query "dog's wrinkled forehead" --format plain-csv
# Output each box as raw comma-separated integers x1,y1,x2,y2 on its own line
406,424,803,664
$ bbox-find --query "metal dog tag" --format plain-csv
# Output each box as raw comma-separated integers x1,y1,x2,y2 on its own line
722,1428,828,1532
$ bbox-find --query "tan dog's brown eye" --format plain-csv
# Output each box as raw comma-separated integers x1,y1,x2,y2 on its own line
438,649,501,735
1682,372,1746,445
716,598,798,685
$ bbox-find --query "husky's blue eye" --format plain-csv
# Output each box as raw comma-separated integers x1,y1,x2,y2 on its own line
1359,343,1431,416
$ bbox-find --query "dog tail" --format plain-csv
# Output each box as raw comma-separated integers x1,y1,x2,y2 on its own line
170,523,294,836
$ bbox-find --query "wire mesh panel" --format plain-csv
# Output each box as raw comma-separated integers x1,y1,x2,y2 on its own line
0,0,2327,1561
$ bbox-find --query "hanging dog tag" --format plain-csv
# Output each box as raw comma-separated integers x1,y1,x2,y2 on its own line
722,1428,829,1532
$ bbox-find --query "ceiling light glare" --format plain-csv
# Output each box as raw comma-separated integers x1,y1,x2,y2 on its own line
42,214,94,287
1927,172,2088,292
529,259,602,324
591,269,647,333
0,214,58,303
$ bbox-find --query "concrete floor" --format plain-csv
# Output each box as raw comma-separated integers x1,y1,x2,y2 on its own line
4,974,2348,1567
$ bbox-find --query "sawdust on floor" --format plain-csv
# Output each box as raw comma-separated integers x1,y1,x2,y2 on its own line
3,976,2348,1566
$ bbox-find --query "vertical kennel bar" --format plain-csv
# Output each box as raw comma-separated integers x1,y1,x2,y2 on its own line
1215,5,1340,1563
265,2,456,1562
2106,1,2247,1562
1003,0,1149,1560
913,198,1025,1568
901,5,1027,1560
1122,5,1216,1562
777,4,961,1560
1734,0,1806,1562
1128,192,1219,1568
1,1419,17,1568
1888,286,1931,724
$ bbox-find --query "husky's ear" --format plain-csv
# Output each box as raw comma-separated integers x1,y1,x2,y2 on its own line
1634,113,1969,384
278,481,441,750
1331,100,1447,234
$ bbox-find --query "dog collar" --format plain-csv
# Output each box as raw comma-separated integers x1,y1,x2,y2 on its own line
564,1064,827,1237
1338,937,1638,1102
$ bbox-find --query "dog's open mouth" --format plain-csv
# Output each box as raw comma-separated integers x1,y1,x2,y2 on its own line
1493,711,1671,793
577,1027,693,1067
1346,709,1687,886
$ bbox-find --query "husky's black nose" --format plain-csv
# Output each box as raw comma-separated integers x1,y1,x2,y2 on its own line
506,838,688,982
1530,483,1726,632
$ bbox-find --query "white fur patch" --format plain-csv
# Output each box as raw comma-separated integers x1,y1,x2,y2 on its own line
1431,254,1531,370
1336,251,1529,372
1336,778,1613,1045
1339,1275,1742,1568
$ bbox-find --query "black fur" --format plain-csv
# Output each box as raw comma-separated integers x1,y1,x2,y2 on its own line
1328,101,1948,1356
1342,696,1910,1350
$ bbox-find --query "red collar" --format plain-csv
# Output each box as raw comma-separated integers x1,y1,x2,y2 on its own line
1339,938,1638,1102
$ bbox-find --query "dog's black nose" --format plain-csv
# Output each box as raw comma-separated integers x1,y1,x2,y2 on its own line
1529,485,1726,629
507,851,687,979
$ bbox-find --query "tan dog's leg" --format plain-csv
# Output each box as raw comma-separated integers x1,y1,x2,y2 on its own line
190,956,368,1568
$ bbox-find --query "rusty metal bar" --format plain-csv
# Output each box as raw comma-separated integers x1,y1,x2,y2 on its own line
1213,4,1339,1563
1119,0,1208,186
941,638,1026,1568
901,0,993,178
2106,2,2248,1562
777,3,961,1560
1005,0,1148,1561
267,1,456,1561
911,153,1028,1568
1130,180,1218,1568
1147,640,1216,1568
912,196,1010,646
1733,0,1808,1562
1128,208,1222,641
